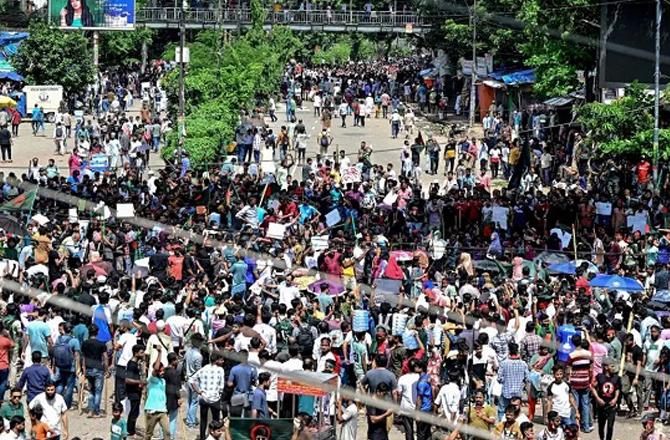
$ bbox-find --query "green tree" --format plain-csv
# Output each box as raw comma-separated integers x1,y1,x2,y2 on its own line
516,0,598,98
161,24,302,167
99,28,155,68
578,82,670,157
12,22,94,95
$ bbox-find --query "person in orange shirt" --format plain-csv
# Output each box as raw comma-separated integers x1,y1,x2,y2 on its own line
29,406,57,440
167,249,184,281
0,322,15,401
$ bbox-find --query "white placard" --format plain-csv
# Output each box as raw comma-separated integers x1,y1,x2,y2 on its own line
116,203,135,218
31,214,49,226
341,166,361,184
68,208,78,223
311,235,329,251
595,202,612,216
550,227,572,250
79,220,89,237
325,209,341,227
267,222,287,240
627,212,648,235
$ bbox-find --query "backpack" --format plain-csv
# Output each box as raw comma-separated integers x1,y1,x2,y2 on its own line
276,318,293,343
53,335,74,370
320,135,329,147
56,126,63,138
296,325,314,353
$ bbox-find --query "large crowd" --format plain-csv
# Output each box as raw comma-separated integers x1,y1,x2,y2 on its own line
0,56,666,440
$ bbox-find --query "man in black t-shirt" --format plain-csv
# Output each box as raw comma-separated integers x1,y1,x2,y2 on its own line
366,382,393,440
81,327,108,417
591,358,621,440
124,344,146,437
622,333,644,417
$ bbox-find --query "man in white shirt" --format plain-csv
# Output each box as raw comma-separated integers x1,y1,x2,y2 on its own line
395,359,420,440
253,313,277,355
189,352,226,440
435,376,462,423
114,320,137,403
278,276,300,309
337,397,358,440
165,305,190,353
28,383,68,439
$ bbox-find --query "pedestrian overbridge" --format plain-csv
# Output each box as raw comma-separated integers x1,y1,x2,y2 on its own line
136,7,433,34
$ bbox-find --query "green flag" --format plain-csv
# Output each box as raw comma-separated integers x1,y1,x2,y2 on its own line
229,418,294,440
0,188,37,211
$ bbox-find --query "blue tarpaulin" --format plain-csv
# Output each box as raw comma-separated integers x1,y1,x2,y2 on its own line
0,32,28,81
485,69,536,85
501,69,536,85
0,72,23,81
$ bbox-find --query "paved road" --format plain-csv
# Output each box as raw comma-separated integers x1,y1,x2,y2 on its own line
267,101,446,185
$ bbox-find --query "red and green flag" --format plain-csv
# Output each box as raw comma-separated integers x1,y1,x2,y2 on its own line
0,188,37,211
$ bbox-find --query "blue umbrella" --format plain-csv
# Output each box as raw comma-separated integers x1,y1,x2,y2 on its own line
548,260,598,275
589,274,644,291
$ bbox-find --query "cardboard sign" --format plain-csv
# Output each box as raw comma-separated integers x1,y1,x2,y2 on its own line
595,202,612,216
311,235,329,251
116,203,135,218
325,209,341,227
266,222,286,240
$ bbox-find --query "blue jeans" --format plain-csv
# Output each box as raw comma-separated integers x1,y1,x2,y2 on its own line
86,368,104,415
186,387,199,426
159,409,178,440
498,396,511,421
571,388,592,430
0,368,8,402
54,369,76,408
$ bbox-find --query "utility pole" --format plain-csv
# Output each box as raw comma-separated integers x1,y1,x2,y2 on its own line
178,13,185,163
653,0,661,183
468,0,477,128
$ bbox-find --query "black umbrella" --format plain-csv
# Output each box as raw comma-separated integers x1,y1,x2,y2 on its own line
0,214,27,237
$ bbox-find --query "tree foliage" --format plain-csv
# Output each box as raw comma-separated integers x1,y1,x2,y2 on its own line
578,83,670,158
99,28,155,68
161,9,302,166
12,21,94,95
419,0,602,98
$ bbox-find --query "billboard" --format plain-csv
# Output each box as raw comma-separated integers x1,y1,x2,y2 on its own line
49,0,135,30
600,2,670,87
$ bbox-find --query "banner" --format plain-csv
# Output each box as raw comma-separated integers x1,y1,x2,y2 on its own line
341,166,361,185
49,0,135,30
229,418,294,440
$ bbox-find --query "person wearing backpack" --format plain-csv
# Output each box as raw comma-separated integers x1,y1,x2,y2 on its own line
291,314,316,359
53,122,66,156
52,322,80,409
318,129,332,156
274,305,294,353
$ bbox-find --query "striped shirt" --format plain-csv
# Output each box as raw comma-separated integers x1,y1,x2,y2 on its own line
568,348,592,390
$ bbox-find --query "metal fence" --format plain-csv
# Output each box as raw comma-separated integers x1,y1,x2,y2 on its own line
136,7,426,27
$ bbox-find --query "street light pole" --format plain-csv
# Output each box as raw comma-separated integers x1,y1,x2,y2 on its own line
468,0,477,128
178,13,185,163
653,0,661,183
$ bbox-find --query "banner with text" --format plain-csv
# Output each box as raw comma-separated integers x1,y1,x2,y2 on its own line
49,0,135,30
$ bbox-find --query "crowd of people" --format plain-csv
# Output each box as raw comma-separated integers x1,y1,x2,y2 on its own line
0,55,667,440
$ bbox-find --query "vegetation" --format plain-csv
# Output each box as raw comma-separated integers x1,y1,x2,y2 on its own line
99,29,155,69
161,0,304,166
577,83,670,158
12,21,95,95
416,0,601,98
